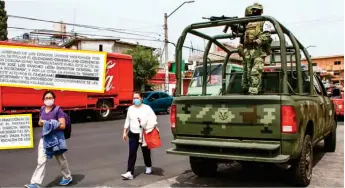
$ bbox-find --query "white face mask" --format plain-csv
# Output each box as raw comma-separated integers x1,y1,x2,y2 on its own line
44,99,54,106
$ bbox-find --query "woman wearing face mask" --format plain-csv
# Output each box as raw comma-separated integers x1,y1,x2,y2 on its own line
25,91,72,188
121,91,157,180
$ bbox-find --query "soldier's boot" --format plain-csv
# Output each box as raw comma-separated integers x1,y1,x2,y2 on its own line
248,87,259,95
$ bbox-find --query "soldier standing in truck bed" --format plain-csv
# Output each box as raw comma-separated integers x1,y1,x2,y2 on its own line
238,3,273,95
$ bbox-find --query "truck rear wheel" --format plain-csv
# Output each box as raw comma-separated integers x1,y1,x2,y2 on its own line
190,157,218,177
289,134,313,187
95,100,113,121
324,119,337,152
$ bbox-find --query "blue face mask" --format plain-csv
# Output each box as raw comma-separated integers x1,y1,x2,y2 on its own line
133,99,141,106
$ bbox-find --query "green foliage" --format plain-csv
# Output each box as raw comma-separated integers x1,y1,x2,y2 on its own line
124,46,160,91
0,1,8,41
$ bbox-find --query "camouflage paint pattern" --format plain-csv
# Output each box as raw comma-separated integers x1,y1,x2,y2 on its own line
174,96,282,139
241,49,266,94
171,94,336,161
244,5,253,17
239,3,272,94
280,95,335,158
167,5,336,163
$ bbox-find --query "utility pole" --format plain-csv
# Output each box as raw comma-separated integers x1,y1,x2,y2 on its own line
164,13,169,93
164,1,195,94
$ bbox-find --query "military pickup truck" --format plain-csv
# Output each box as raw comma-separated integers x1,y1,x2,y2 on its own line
167,16,337,187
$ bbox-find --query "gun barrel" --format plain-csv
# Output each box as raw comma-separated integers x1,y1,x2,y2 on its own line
202,16,239,21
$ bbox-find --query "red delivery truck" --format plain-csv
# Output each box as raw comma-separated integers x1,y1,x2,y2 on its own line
0,41,133,122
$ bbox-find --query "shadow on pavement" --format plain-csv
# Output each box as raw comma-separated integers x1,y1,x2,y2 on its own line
45,174,85,187
69,111,126,124
169,143,327,187
69,111,168,124
313,143,326,167
134,166,165,178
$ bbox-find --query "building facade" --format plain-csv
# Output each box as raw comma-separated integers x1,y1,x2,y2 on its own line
148,68,176,94
301,55,344,87
63,38,155,53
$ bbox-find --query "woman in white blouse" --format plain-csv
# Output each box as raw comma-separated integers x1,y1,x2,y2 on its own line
121,91,157,180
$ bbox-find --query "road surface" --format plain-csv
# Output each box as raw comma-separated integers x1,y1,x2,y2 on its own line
0,115,343,187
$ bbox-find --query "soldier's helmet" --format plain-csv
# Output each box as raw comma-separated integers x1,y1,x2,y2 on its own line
252,3,263,10
244,5,253,17
251,3,263,15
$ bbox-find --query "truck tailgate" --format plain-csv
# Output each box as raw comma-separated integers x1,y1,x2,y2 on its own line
174,95,282,139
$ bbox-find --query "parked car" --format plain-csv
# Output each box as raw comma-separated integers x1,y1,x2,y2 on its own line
328,88,344,119
142,91,173,114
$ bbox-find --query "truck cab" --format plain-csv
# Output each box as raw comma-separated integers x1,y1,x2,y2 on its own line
187,63,243,96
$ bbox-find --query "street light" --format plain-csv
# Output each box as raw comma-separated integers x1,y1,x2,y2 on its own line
164,1,195,94
305,45,316,58
306,45,316,49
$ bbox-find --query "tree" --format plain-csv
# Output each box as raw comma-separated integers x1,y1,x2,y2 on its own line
124,46,160,91
0,1,8,41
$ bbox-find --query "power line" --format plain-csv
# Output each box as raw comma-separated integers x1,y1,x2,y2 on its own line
114,17,162,27
8,14,160,35
56,28,163,36
8,26,227,59
13,16,339,60
287,17,344,25
120,25,163,31
8,14,161,38
8,26,163,42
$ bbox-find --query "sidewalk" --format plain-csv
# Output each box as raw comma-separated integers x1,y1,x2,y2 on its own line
141,171,194,188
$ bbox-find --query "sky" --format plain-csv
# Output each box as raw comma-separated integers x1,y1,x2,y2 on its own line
5,0,345,62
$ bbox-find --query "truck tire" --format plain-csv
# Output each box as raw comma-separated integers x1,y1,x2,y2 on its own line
95,100,113,121
190,157,218,177
289,134,313,187
324,119,337,152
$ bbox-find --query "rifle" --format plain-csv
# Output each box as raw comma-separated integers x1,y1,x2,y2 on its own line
202,15,245,40
202,15,238,21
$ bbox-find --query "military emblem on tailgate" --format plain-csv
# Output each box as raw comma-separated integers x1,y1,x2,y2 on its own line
212,107,235,123
218,108,229,120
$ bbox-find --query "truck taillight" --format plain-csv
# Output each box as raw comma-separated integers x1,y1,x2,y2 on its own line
170,104,176,129
281,105,297,133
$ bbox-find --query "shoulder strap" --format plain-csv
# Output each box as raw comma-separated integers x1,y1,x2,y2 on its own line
39,106,45,116
258,21,265,31
53,106,61,119
54,105,60,111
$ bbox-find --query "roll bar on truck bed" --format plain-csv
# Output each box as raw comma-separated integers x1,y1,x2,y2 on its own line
173,15,314,97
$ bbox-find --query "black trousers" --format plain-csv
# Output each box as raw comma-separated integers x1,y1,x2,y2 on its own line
127,131,152,174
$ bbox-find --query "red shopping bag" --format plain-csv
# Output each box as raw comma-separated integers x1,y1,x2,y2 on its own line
143,127,162,149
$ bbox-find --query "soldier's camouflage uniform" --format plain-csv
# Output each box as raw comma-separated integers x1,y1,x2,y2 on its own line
238,3,272,95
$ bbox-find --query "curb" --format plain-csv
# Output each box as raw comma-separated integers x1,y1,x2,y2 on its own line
140,176,178,188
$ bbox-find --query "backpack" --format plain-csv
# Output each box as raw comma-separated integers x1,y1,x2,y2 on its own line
40,106,72,139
